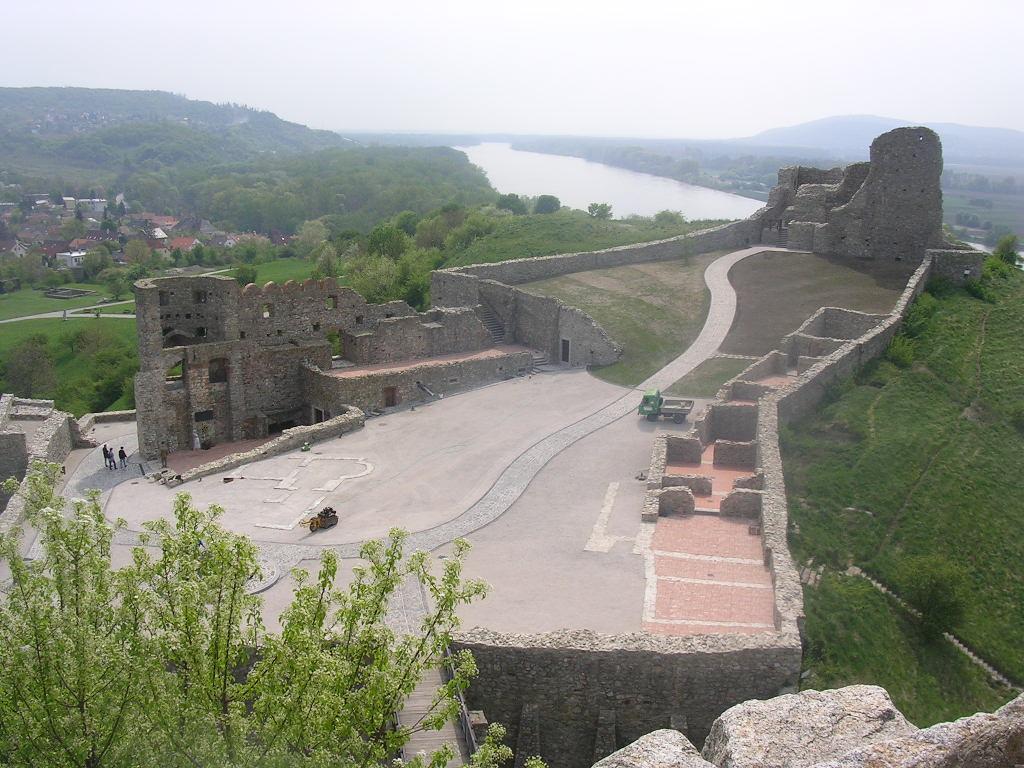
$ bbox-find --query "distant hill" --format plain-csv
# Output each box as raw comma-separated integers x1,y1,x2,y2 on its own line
0,87,350,175
739,115,1024,165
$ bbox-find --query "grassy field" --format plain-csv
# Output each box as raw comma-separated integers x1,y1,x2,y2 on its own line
782,270,1024,683
665,356,753,398
0,282,116,321
723,251,905,355
944,190,1024,241
0,317,138,415
229,257,317,285
521,252,721,386
450,210,725,267
802,573,1013,725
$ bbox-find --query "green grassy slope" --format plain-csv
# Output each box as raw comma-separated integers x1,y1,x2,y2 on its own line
782,269,1024,683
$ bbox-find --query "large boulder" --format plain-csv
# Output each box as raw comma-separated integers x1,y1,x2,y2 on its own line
814,693,1024,768
701,685,917,767
592,729,712,768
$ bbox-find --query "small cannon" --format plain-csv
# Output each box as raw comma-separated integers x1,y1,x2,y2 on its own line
304,506,339,533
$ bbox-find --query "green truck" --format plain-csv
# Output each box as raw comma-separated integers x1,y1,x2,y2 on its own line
638,389,694,423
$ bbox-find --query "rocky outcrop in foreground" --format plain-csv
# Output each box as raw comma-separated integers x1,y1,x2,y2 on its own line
593,686,1023,768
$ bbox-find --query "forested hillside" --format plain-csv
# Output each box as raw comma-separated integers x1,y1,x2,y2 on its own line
0,88,495,233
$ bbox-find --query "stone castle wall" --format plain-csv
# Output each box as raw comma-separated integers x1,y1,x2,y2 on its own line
133,275,500,460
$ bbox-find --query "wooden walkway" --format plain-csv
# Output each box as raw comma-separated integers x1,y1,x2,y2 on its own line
398,668,468,766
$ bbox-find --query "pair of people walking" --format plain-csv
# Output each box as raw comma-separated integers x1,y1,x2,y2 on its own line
102,445,128,470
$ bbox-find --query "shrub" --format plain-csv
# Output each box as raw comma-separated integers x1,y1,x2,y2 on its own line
896,556,967,639
983,255,1013,281
925,274,955,297
234,264,258,286
903,292,938,337
885,334,916,368
534,195,561,214
993,234,1019,266
496,193,527,215
964,278,995,303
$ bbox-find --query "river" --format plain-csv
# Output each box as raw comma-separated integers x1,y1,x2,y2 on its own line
454,142,763,221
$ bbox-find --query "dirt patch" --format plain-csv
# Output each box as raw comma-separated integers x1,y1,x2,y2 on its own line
722,251,907,356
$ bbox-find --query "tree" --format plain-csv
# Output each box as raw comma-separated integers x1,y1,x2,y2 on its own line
123,239,150,265
0,465,520,768
367,223,408,260
587,202,612,220
496,194,527,215
83,249,113,280
1,335,55,398
310,243,338,280
234,264,258,286
993,234,1019,266
347,253,402,302
533,195,560,214
897,555,967,639
295,220,329,258
59,218,86,241
99,268,130,301
393,210,420,236
654,210,685,226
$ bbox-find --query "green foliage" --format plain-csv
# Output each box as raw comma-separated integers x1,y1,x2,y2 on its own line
903,291,938,337
983,255,1014,281
884,333,916,368
654,210,686,226
393,210,420,236
99,268,130,300
801,573,1011,725
924,274,955,297
533,195,560,214
496,193,527,215
444,213,496,251
896,556,967,639
993,234,1019,266
366,223,408,259
963,277,995,302
58,217,86,240
587,202,612,219
0,467,513,768
783,270,1024,680
235,264,258,286
0,333,54,397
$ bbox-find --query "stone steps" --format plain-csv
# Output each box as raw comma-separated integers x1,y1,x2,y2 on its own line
477,305,505,344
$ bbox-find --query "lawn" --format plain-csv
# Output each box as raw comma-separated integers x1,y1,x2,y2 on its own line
782,269,1024,682
943,190,1024,242
0,282,116,321
521,252,721,386
450,209,726,267
722,251,906,356
0,317,138,416
802,573,1013,726
665,356,753,398
230,257,317,285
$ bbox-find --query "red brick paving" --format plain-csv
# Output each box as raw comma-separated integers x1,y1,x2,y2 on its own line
755,373,798,387
652,515,764,560
655,554,771,585
654,580,775,625
166,436,276,473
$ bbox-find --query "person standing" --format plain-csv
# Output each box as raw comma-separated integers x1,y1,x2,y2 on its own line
118,447,127,469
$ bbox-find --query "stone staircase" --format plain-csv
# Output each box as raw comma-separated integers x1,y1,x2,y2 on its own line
530,351,550,372
764,226,789,247
398,668,468,766
477,305,505,344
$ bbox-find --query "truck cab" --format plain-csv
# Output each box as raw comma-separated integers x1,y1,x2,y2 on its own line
638,389,664,419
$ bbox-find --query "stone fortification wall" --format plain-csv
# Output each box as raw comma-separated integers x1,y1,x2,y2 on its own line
133,274,497,459
453,629,802,768
167,407,365,485
0,398,81,530
77,409,137,434
301,349,533,415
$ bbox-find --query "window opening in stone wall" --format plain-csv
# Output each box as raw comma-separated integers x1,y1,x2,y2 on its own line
327,330,344,358
196,327,207,338
262,303,274,319
165,360,183,382
312,322,321,332
208,357,228,384
383,387,399,407
240,331,247,339
159,291,169,306
194,410,214,422
326,296,338,310
355,315,364,325
193,290,208,304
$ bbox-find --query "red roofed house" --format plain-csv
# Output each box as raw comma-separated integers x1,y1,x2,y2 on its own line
167,236,200,252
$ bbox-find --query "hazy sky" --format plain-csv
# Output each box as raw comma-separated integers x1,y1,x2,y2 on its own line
1,0,1020,137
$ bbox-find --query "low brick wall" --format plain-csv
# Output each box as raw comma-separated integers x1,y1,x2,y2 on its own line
171,407,366,485
712,440,757,470
661,474,713,496
720,489,763,519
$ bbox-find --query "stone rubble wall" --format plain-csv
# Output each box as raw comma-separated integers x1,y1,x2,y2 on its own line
300,349,533,416
0,398,79,530
77,409,137,434
169,407,365,485
712,440,757,470
453,629,803,768
593,686,1024,768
